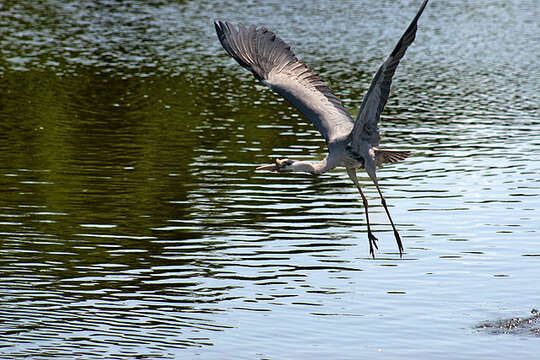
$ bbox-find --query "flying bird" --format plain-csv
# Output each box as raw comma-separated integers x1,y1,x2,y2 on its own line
215,0,428,258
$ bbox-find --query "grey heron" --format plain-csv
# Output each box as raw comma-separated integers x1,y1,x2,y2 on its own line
215,0,428,258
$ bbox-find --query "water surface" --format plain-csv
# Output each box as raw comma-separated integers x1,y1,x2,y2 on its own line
1,0,539,359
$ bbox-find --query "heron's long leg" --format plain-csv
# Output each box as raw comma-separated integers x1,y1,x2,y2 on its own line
374,183,404,257
346,168,378,259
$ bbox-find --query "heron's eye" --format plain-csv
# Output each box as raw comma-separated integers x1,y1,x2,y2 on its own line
275,158,291,168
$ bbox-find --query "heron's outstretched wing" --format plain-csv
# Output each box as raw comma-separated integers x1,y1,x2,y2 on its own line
215,20,354,145
351,0,428,148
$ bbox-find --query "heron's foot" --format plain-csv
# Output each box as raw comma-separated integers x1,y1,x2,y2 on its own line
393,229,404,258
368,231,379,259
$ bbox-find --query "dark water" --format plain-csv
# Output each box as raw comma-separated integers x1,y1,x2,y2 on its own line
1,0,539,359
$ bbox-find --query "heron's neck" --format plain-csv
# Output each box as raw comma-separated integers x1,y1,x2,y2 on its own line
290,157,334,175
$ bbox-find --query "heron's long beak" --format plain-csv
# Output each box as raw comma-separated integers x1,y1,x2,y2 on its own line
256,163,276,171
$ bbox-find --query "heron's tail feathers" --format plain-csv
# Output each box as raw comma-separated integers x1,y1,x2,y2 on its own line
375,149,410,167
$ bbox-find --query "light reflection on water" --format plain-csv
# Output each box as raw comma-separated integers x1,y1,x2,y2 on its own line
1,0,539,359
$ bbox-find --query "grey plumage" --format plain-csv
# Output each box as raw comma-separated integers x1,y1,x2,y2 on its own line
215,20,354,145
214,0,429,258
351,0,429,149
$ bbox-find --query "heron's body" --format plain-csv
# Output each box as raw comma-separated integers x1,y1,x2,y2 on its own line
215,0,429,258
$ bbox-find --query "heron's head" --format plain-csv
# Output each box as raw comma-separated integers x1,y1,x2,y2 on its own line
256,158,295,172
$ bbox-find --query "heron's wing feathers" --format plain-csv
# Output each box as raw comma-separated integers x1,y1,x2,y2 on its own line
215,20,354,144
351,0,428,148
